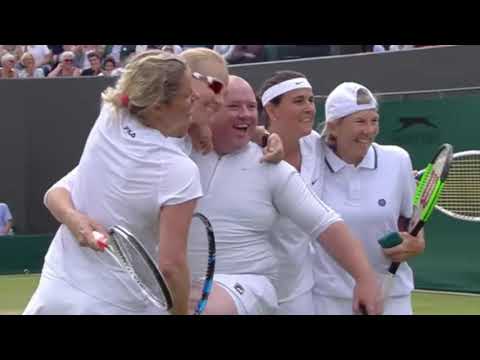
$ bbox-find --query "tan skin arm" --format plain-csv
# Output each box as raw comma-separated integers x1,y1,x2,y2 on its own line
158,199,197,315
318,221,383,315
45,187,108,250
1,220,12,235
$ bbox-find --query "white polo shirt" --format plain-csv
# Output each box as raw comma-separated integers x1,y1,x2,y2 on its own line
269,130,323,302
312,142,416,298
43,103,202,312
189,142,341,286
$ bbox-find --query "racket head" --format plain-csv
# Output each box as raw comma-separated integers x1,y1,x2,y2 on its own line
410,143,454,235
104,225,173,311
187,213,216,315
434,150,480,222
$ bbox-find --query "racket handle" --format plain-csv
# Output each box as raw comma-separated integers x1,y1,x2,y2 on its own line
378,232,403,249
93,231,108,250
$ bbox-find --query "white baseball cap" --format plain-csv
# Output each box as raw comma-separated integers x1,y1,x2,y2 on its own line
325,82,378,123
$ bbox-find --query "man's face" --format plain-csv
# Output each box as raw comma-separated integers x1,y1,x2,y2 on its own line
89,56,101,70
210,78,258,155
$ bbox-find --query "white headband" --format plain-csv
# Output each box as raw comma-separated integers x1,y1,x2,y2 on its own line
261,78,312,107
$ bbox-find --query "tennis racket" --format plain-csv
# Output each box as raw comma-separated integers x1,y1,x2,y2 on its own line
375,143,454,313
187,212,216,315
95,212,216,315
96,225,173,311
415,150,480,222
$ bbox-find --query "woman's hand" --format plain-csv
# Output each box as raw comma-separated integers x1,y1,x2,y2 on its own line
382,231,425,263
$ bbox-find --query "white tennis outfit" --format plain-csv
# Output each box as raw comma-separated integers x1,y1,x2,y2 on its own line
311,141,416,315
24,104,202,315
189,142,341,315
269,130,322,315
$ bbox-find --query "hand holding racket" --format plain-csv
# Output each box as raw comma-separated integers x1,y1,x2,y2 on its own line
377,143,454,310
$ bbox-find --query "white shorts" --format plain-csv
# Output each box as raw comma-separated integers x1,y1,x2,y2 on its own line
214,274,278,315
23,273,168,315
276,291,315,315
312,294,413,315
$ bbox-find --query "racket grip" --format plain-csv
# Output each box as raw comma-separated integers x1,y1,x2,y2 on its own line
93,231,108,250
378,232,403,249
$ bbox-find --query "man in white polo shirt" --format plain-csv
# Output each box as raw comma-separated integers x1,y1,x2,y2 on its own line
311,82,425,315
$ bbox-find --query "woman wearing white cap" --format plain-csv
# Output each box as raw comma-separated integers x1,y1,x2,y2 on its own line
311,82,425,315
258,72,382,315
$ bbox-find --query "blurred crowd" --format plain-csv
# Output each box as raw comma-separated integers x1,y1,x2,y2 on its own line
0,45,448,79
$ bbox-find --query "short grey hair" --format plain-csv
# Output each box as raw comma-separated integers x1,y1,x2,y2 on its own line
59,51,75,62
1,53,15,65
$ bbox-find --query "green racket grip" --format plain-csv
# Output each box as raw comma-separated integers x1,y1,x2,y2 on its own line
378,232,403,249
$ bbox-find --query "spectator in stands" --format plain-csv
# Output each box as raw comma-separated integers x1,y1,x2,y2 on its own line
18,52,45,78
1,45,24,65
389,45,416,51
48,45,65,64
25,45,52,75
100,56,117,76
47,51,81,77
373,45,387,53
213,45,264,64
0,202,13,235
103,45,136,67
81,51,102,76
0,53,19,78
69,45,106,70
161,45,183,54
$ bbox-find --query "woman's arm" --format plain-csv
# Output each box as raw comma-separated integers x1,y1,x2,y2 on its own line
272,167,382,314
45,168,109,250
157,199,197,315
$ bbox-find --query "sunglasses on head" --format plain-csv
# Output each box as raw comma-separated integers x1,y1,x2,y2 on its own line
192,72,223,94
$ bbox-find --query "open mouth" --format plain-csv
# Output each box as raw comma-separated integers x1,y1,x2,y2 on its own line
356,139,372,146
233,124,249,133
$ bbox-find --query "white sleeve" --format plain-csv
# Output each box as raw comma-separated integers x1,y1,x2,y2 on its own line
400,151,416,218
269,162,343,240
43,167,79,207
159,157,203,206
2,205,12,222
169,135,193,156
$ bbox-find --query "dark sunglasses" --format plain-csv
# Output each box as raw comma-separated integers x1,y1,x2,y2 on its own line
192,72,223,94
63,59,73,63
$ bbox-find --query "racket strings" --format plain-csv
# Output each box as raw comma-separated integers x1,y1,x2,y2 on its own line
109,232,168,306
438,155,480,218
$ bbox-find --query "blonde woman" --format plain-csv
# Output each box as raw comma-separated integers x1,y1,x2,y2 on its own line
18,52,45,78
24,51,202,315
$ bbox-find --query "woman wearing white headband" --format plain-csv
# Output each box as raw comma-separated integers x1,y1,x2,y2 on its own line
259,72,382,315
311,82,425,315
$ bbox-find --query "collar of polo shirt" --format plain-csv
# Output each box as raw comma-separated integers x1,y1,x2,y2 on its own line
324,144,378,173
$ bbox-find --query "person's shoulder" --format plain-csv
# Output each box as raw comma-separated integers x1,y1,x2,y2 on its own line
166,151,199,179
375,143,411,161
